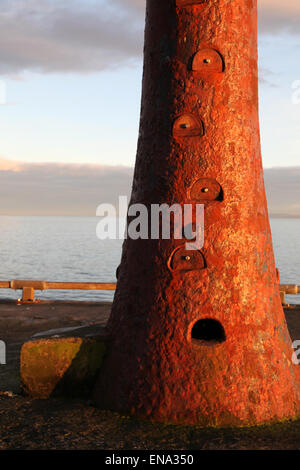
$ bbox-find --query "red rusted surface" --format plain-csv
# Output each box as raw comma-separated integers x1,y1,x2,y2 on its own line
94,0,300,426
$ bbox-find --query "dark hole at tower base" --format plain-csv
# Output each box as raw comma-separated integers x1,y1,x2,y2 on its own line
191,319,226,344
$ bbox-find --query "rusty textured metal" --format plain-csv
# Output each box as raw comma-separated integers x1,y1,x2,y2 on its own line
94,0,300,426
176,0,207,6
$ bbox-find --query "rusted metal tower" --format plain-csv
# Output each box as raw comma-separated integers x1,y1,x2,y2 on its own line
94,0,300,426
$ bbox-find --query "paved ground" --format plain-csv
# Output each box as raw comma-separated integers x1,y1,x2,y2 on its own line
0,301,299,450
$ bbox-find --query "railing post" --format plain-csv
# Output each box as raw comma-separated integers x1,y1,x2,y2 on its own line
279,290,286,306
22,287,35,303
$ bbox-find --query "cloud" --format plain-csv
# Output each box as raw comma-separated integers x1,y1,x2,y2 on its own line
0,0,299,76
0,0,144,75
0,158,133,216
258,67,279,88
0,158,299,217
259,0,300,35
264,166,300,217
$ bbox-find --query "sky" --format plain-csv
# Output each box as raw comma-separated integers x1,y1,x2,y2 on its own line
0,0,299,215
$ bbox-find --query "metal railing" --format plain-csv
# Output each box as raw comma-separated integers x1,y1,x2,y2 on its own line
0,280,117,303
0,280,299,304
279,284,300,306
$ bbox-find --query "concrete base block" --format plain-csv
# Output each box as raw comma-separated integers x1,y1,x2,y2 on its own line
20,337,106,399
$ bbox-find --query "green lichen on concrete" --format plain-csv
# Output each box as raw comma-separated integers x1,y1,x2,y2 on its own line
20,337,106,399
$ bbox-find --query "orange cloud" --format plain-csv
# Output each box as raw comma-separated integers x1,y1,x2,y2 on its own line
0,157,23,172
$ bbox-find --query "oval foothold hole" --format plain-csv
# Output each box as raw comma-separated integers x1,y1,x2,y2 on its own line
190,178,222,202
168,246,206,272
173,114,204,138
191,319,226,345
192,49,224,74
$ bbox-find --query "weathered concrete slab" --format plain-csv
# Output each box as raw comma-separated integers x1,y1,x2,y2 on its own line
0,301,112,394
20,336,107,399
